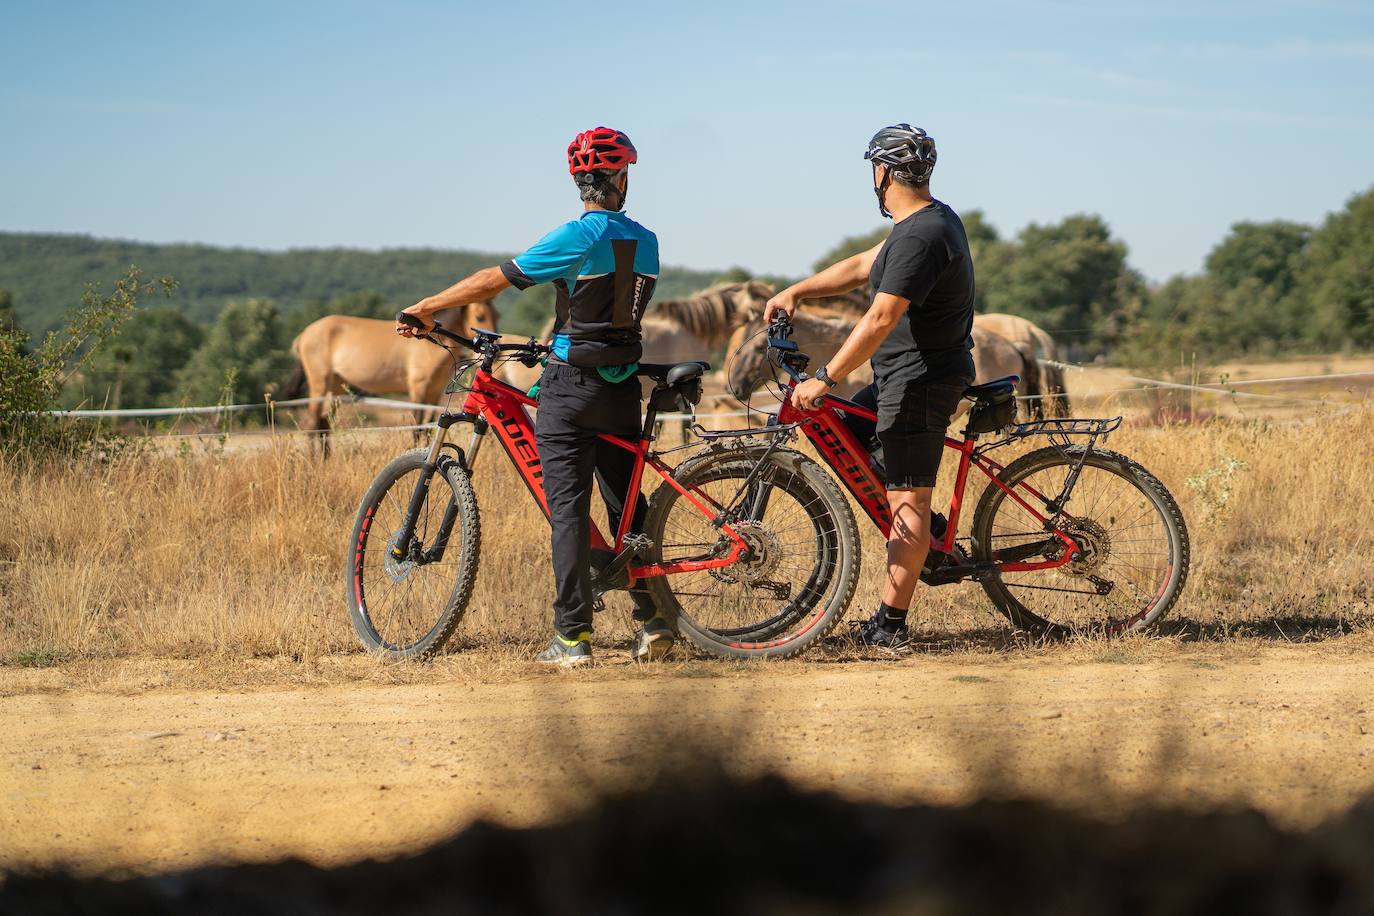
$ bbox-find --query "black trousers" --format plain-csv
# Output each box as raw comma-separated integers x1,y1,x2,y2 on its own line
533,363,653,638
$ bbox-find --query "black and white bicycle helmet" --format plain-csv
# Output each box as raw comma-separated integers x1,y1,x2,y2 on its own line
864,123,937,184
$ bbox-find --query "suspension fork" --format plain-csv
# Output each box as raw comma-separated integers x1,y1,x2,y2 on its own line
393,415,487,562
420,418,489,563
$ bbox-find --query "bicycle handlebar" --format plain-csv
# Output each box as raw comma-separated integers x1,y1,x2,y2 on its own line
765,312,830,407
396,312,550,363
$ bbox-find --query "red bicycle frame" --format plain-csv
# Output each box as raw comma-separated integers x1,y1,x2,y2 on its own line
451,366,748,581
774,390,1080,574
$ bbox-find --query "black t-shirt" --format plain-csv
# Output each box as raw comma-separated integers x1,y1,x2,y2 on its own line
868,200,976,395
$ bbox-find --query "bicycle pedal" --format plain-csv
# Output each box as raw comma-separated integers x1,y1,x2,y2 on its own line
622,534,655,555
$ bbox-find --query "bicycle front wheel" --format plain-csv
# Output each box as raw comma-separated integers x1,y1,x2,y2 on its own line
346,449,482,659
642,447,860,659
970,445,1189,636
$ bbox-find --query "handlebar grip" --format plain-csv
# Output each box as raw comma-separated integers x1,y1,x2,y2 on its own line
396,311,426,330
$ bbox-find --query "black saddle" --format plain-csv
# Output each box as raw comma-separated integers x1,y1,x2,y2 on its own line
962,375,1019,435
639,361,710,415
638,361,709,387
963,375,1019,402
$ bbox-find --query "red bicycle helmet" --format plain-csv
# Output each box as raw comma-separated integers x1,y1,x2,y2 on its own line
567,127,637,174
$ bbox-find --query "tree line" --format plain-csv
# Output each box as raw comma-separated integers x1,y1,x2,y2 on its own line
0,184,1369,412
813,185,1373,364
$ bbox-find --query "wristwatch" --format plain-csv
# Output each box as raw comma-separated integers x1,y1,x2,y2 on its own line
814,367,839,388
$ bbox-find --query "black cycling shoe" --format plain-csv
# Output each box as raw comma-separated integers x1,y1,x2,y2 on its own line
854,610,910,648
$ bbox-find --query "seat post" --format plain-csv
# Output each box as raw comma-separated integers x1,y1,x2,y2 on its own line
640,397,659,441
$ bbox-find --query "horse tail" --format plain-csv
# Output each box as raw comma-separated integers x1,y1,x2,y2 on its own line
278,336,307,401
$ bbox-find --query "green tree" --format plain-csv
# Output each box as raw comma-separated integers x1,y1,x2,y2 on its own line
1290,186,1374,349
0,289,17,332
74,307,205,409
812,227,889,273
1204,220,1309,294
981,214,1133,352
176,299,295,406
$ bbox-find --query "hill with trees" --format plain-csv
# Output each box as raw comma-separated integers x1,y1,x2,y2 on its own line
1,184,1369,410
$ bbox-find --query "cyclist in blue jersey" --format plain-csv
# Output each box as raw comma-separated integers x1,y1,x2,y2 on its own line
398,127,673,667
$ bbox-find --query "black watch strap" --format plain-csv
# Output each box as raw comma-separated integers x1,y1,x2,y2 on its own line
815,367,839,388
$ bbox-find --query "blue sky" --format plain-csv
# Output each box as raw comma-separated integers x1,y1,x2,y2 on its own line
3,0,1371,282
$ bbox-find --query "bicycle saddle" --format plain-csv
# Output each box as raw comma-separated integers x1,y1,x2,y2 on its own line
963,375,1019,401
638,361,710,387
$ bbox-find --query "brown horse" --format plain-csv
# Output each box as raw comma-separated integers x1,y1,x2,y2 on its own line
974,312,1070,417
281,301,500,450
646,280,873,350
724,311,1033,422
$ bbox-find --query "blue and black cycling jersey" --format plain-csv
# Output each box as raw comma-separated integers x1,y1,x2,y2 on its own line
500,210,659,368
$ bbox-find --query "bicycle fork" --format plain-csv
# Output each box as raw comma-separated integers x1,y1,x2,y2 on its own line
390,418,488,563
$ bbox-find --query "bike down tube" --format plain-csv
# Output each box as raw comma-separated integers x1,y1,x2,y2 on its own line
778,396,895,536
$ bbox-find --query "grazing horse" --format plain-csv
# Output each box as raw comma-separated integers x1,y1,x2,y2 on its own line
974,312,1070,417
724,311,1033,423
281,301,499,451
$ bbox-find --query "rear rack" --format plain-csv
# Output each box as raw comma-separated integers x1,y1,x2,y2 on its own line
977,416,1122,455
692,421,802,441
1011,416,1121,440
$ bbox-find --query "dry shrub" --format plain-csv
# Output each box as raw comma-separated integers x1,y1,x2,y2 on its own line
2,408,1371,662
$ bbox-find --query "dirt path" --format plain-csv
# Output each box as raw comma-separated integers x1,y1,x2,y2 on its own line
4,642,1374,874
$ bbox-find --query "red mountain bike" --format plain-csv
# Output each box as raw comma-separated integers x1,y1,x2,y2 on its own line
754,313,1190,644
347,317,861,660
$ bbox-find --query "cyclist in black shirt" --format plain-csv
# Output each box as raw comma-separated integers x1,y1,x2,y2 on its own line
763,124,976,647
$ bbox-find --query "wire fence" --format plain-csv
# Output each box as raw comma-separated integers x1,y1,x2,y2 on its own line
46,364,1374,440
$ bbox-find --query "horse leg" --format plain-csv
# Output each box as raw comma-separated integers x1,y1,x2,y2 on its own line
1028,362,1046,421
1050,365,1072,417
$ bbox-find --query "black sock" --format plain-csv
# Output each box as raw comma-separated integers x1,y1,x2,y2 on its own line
877,601,907,630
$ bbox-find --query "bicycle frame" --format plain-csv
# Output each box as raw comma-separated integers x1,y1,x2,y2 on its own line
774,389,1080,574
415,366,750,581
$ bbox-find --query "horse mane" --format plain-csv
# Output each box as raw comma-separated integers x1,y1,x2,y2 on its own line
648,280,776,348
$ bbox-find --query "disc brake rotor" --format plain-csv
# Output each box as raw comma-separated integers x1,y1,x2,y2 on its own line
710,520,784,586
383,529,417,582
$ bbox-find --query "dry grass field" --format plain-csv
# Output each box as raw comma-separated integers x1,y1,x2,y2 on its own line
2,398,1373,874
3,402,1371,662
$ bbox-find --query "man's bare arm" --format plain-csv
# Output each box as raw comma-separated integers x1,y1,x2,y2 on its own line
397,266,511,336
763,240,885,321
791,292,908,410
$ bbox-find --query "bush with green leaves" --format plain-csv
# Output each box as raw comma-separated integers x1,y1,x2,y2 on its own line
0,268,175,457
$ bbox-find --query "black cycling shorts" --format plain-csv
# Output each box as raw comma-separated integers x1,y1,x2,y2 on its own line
874,375,972,490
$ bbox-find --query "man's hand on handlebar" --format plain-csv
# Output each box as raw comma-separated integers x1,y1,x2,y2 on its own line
396,302,435,338
790,375,833,411
762,291,798,323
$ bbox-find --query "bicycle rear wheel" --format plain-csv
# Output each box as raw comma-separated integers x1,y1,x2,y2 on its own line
346,449,481,659
970,445,1189,636
642,447,860,659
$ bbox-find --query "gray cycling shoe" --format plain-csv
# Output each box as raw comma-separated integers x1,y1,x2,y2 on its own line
632,615,676,662
535,634,592,667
